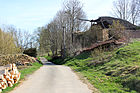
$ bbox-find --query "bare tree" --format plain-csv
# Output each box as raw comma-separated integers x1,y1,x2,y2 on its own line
36,27,51,55
113,0,140,25
113,0,131,20
130,0,140,24
37,0,87,57
47,21,59,56
63,0,87,56
63,0,86,41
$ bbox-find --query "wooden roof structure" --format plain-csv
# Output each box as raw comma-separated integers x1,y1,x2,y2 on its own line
92,16,137,30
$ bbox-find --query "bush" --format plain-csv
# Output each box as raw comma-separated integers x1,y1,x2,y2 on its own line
44,56,52,61
23,48,37,57
109,20,125,40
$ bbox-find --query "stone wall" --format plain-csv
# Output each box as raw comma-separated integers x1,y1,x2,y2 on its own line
97,29,109,41
129,30,140,38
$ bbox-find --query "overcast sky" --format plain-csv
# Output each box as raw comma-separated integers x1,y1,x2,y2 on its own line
0,0,114,32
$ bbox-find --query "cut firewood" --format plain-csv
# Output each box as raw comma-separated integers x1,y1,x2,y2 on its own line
8,81,13,87
0,75,8,87
1,81,7,89
0,83,2,89
5,75,14,84
0,63,21,91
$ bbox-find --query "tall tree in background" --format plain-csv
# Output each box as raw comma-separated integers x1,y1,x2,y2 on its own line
113,0,140,25
37,0,87,57
63,0,87,56
0,29,21,55
130,0,140,24
7,26,35,51
113,0,130,20
2,25,38,54
36,27,50,55
47,21,59,56
63,0,86,42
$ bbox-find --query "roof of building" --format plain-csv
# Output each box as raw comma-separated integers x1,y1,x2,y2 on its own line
93,16,137,30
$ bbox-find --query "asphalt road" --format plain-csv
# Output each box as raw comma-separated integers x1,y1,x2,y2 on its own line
10,57,92,93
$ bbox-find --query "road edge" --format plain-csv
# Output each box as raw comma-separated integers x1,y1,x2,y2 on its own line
69,67,100,93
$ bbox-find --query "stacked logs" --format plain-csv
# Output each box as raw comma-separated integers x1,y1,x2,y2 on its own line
0,54,36,66
0,64,21,92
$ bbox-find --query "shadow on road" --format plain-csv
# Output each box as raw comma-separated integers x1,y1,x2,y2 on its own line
40,57,57,66
43,62,55,65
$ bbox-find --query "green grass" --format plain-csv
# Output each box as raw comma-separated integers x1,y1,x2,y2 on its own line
52,41,140,93
2,62,43,93
37,56,41,60
44,55,52,61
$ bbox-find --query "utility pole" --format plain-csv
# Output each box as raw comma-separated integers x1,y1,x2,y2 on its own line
62,26,66,58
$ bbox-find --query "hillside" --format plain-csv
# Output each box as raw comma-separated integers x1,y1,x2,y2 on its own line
52,41,140,93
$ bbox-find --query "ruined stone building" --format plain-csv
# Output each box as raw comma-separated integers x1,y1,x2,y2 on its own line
73,16,140,49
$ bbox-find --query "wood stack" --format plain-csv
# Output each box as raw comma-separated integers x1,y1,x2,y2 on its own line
0,54,36,66
0,64,21,92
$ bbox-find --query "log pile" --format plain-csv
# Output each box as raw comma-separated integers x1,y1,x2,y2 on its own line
0,54,36,66
0,64,21,92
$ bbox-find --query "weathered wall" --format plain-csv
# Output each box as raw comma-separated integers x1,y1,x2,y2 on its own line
97,29,109,41
129,30,140,38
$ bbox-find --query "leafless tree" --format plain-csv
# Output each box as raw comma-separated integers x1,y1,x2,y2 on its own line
130,0,140,24
113,0,140,25
113,0,131,20
63,0,86,40
36,27,50,55
63,0,87,56
6,26,37,52
48,21,59,56
37,0,87,57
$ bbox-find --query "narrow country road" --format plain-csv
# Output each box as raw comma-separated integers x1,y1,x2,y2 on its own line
10,57,92,93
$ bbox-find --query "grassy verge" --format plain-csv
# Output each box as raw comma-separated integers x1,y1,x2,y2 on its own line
44,55,52,61
2,62,43,93
52,41,140,93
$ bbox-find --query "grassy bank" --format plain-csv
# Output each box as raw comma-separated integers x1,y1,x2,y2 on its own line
2,62,43,93
44,55,52,61
52,41,140,93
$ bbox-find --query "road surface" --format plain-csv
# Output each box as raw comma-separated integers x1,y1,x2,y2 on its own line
10,57,92,93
